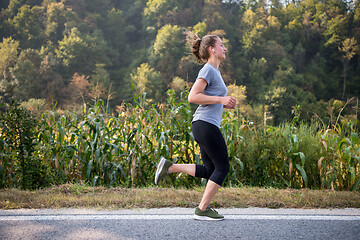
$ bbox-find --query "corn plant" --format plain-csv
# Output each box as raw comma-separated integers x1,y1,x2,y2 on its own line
285,125,308,188
1,92,359,191
36,90,201,188
318,122,360,191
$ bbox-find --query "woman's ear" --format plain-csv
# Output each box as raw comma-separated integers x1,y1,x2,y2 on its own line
208,46,215,54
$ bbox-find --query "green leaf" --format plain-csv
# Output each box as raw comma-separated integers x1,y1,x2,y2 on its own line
295,164,308,188
87,160,93,180
299,152,305,166
351,132,359,145
345,146,351,162
276,173,290,187
321,129,332,139
293,152,305,166
355,147,360,156
292,134,298,143
90,132,98,149
353,177,360,191
95,148,100,162
234,157,244,173
338,137,351,150
349,166,356,184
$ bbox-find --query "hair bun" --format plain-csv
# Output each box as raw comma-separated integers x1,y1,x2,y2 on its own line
186,31,218,64
186,31,203,63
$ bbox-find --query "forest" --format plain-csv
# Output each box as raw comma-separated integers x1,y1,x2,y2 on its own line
0,0,360,190
0,0,359,124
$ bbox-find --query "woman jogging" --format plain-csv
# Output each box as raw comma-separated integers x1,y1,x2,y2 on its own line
155,32,237,221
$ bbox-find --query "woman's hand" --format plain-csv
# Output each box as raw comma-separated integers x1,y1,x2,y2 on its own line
222,96,237,109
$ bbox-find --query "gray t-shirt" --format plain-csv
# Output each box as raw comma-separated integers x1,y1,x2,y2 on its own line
192,63,228,128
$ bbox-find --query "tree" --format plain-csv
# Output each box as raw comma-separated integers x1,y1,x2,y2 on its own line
0,1,9,11
192,21,207,37
85,0,111,17
90,64,113,103
55,27,110,76
44,2,71,46
240,7,281,59
143,0,176,28
8,4,45,49
247,57,268,102
304,53,328,100
227,83,248,115
352,0,360,41
152,24,183,64
10,49,42,100
0,37,19,97
37,54,67,105
55,27,89,75
202,0,228,31
0,0,359,124
130,63,162,104
102,8,126,52
324,14,349,47
61,0,86,18
150,24,184,94
6,0,24,17
69,72,90,104
300,10,322,59
338,37,359,98
0,4,12,41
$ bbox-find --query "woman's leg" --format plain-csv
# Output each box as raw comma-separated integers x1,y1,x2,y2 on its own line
198,180,220,210
168,164,196,177
191,121,229,210
168,163,220,211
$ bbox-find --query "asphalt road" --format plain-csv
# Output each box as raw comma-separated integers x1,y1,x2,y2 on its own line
0,208,359,240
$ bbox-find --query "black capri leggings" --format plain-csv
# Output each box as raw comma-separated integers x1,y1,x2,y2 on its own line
192,120,230,186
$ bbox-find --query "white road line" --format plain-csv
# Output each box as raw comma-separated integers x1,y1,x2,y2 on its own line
1,214,360,221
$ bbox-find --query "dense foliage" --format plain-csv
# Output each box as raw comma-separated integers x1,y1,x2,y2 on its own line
0,93,359,190
0,0,359,124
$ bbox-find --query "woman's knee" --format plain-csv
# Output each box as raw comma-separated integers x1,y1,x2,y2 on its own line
195,164,214,179
219,164,230,181
210,164,230,186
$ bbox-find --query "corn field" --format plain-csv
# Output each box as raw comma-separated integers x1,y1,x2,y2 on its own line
0,91,359,190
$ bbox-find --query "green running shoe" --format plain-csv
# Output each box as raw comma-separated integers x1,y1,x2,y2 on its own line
154,157,173,185
194,207,224,221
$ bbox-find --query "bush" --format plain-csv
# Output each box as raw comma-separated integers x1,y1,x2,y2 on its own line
0,100,53,189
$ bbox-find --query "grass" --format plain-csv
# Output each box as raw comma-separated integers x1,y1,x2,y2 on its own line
0,184,359,210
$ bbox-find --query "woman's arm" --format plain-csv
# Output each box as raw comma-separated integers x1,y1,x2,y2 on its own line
188,78,237,108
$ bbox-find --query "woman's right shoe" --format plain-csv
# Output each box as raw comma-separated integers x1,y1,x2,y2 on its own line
194,207,224,221
154,157,173,184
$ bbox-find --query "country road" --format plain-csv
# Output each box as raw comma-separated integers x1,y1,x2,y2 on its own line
1,208,359,240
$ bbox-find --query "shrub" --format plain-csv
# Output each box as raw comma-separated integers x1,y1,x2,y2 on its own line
0,100,53,189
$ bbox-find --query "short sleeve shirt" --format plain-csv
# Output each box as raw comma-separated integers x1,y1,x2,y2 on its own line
192,63,228,128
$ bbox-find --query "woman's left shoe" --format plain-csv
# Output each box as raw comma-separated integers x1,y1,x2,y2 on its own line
155,157,173,184
194,207,224,221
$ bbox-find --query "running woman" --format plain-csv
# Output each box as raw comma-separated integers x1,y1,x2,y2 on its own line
155,31,237,221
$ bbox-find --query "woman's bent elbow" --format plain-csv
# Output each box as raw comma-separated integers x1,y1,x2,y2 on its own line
188,95,193,103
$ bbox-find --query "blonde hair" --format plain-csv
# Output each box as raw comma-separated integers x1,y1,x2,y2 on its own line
186,31,219,63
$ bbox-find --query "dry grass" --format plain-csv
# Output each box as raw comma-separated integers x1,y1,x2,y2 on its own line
0,184,359,209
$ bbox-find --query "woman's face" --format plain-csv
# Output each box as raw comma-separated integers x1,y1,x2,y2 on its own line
212,38,227,60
